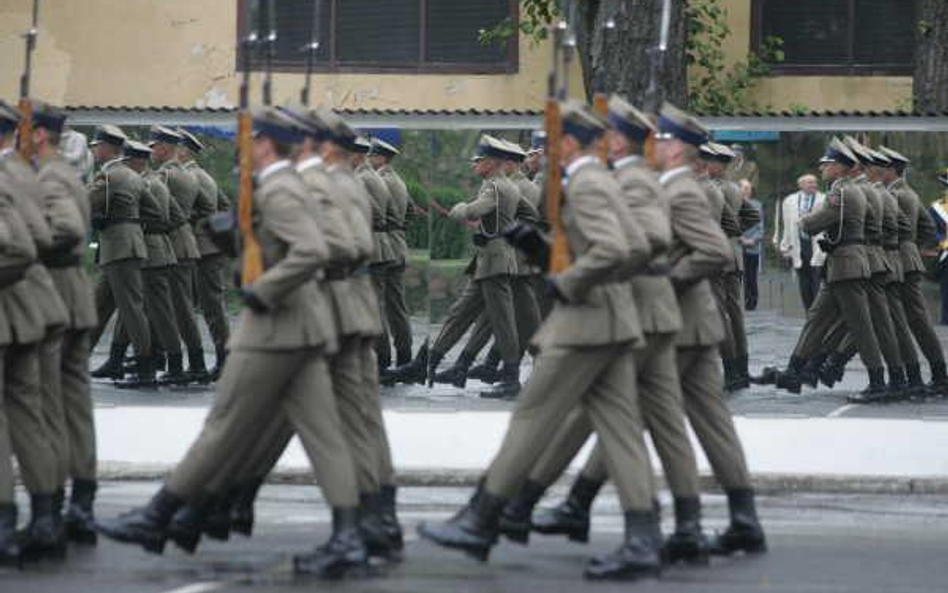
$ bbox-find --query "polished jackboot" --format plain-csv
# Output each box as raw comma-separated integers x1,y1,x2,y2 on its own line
886,366,909,402
91,342,126,380
775,355,805,394
158,352,189,385
467,349,501,384
479,361,521,400
426,349,444,388
293,507,369,579
432,352,474,389
18,494,67,562
798,353,826,389
725,355,751,391
166,494,218,554
927,361,948,398
186,349,210,384
203,487,238,541
531,475,603,543
584,510,662,581
209,344,227,382
417,485,506,562
0,504,21,569
65,479,98,545
663,497,709,565
359,492,397,559
96,487,184,554
709,488,767,556
230,477,265,536
750,366,779,385
380,484,403,552
115,355,157,389
381,340,429,386
498,480,546,544
904,363,928,400
847,367,889,404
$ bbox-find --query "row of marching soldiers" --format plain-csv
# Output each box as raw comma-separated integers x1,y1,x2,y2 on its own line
96,96,768,582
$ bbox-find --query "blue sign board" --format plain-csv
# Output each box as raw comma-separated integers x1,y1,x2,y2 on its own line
713,130,780,143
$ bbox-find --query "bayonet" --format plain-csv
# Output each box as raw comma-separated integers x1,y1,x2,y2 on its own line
644,0,672,113
17,0,40,160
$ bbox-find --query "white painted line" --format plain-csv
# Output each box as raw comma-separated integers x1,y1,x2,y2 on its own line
159,582,227,593
827,404,857,418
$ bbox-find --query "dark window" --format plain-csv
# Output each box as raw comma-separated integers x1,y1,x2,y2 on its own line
753,0,914,75
238,0,518,74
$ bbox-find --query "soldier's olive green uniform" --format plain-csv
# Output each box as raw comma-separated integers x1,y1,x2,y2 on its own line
431,172,520,366
715,177,753,363
36,153,98,485
158,159,204,363
791,178,884,371
186,159,231,360
0,151,67,496
88,158,151,359
164,162,359,508
482,156,656,512
113,169,181,361
376,164,414,366
527,156,700,499
891,177,946,373
356,162,396,369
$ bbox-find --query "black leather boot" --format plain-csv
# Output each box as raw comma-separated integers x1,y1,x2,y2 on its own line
498,480,546,545
293,507,369,579
905,362,928,400
730,355,751,390
394,348,412,368
848,367,889,403
426,349,444,388
887,366,909,402
467,349,501,384
158,352,189,385
381,340,429,386
663,497,709,565
750,366,779,385
479,361,521,400
166,494,218,554
65,479,97,545
379,484,403,552
0,503,21,569
433,352,474,389
359,492,397,560
584,509,662,581
798,353,826,389
91,343,126,380
18,494,67,562
230,477,265,536
115,355,157,389
209,344,227,382
203,487,238,541
927,361,948,398
775,355,805,394
417,485,506,562
709,488,767,556
96,487,183,554
186,349,210,384
531,475,603,543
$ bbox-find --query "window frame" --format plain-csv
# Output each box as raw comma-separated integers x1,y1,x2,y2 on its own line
750,0,914,76
235,0,520,75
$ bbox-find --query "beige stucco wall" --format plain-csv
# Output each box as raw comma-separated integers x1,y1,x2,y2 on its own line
0,0,583,111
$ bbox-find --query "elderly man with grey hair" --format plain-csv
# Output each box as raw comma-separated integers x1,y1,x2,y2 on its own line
774,173,826,310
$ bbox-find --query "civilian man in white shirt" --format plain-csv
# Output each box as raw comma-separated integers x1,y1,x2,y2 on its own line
774,174,826,310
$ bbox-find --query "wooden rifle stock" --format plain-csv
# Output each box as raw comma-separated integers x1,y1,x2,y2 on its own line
592,93,608,163
545,98,570,273
237,108,263,284
17,98,32,160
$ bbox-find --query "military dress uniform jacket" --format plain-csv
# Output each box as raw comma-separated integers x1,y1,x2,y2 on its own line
799,177,870,283
88,158,148,265
355,162,395,265
184,160,223,257
141,171,178,269
37,154,97,330
716,177,752,273
664,166,731,347
614,157,682,335
451,172,520,280
228,163,337,353
876,182,903,283
531,157,649,351
698,175,742,240
377,165,410,266
857,177,892,277
510,170,542,211
1,150,69,335
0,176,38,346
157,160,201,261
891,178,936,275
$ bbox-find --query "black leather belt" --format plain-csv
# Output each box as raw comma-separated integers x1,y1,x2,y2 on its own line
642,262,670,276
373,225,389,232
326,264,370,281
836,238,865,246
41,252,82,268
102,217,141,228
473,233,502,247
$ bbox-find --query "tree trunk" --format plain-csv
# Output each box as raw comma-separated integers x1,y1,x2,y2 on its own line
575,0,688,107
914,0,948,112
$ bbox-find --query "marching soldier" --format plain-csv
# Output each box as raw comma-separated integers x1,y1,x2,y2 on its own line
0,101,70,560
98,107,371,579
369,139,415,373
178,129,231,380
419,102,661,580
149,125,207,382
31,103,99,545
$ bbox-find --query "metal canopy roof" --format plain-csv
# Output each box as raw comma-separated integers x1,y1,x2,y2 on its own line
62,106,948,132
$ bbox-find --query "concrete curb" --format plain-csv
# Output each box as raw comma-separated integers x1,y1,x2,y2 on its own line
89,462,948,495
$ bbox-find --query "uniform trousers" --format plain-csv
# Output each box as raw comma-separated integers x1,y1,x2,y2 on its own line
461,276,541,362
901,272,946,368
431,276,519,364
483,343,654,512
91,258,151,357
114,266,182,357
195,254,231,350
832,275,904,370
793,279,884,370
5,344,58,495
381,263,413,365
712,272,748,361
169,260,203,356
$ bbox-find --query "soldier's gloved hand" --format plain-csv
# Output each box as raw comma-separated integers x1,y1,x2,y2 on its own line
204,212,240,258
503,222,550,269
543,276,567,303
241,288,268,313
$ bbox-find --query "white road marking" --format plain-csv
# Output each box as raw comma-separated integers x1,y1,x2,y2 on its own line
159,582,227,593
827,404,858,418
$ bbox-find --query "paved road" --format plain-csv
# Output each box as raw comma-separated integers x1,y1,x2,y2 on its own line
4,483,948,592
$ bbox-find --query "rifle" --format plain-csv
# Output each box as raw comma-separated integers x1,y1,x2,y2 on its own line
237,0,263,284
17,0,40,160
262,0,276,106
592,15,616,163
300,0,321,106
546,4,571,274
643,0,672,165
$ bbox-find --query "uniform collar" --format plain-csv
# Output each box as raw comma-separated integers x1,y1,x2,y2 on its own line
296,155,324,173
259,159,291,182
565,155,599,178
613,155,642,170
658,165,692,186
102,156,125,172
